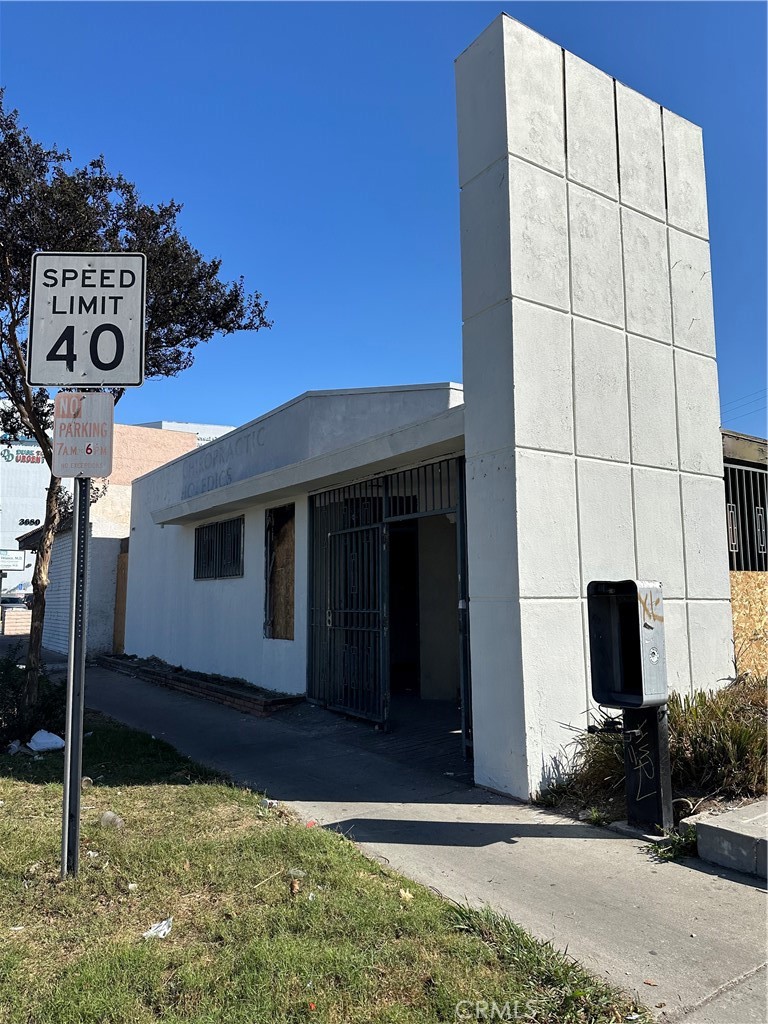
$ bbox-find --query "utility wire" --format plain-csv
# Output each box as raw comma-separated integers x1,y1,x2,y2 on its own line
720,395,768,415
721,387,767,411
722,404,767,426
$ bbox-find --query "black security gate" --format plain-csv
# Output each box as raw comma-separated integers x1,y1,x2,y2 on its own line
326,525,387,721
308,457,472,746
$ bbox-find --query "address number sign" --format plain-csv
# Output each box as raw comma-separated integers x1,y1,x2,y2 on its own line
27,252,146,387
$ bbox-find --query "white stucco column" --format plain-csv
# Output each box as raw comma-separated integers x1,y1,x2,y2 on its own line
456,15,732,800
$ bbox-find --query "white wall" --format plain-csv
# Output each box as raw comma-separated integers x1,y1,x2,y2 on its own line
457,15,733,799
125,464,309,693
43,531,122,656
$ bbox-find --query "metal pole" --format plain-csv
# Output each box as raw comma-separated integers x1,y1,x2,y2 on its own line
622,705,674,834
61,476,91,877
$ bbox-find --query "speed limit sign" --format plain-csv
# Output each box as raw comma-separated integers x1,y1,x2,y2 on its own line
26,252,146,387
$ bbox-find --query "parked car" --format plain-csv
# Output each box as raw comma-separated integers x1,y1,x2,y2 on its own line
0,595,27,609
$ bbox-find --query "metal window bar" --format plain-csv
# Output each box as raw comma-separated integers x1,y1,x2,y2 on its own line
194,517,243,580
724,462,768,571
219,517,244,578
194,523,218,580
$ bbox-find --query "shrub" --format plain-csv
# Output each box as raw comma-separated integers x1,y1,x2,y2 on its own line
0,645,66,745
540,675,767,819
668,674,767,798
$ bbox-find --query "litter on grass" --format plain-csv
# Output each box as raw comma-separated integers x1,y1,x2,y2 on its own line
99,811,124,830
142,917,172,939
27,730,65,752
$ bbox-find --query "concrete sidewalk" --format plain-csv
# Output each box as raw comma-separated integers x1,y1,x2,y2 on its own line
84,665,767,1023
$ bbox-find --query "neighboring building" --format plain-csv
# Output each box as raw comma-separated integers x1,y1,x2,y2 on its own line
721,429,767,680
138,422,235,447
18,425,197,655
0,436,50,593
722,429,767,573
1,417,232,593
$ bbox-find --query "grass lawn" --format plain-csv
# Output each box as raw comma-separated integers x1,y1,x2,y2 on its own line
0,713,648,1023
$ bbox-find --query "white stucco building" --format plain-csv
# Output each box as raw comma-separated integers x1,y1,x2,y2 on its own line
123,15,733,800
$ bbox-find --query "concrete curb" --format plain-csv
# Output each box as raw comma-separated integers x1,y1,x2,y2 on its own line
684,799,768,880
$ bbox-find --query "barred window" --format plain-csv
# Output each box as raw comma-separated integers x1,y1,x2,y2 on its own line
264,504,295,640
194,517,244,580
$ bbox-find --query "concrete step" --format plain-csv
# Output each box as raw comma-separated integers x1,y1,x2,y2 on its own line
686,798,768,880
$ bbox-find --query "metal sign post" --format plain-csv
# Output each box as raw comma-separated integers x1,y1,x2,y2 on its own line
26,250,145,879
52,392,114,878
60,477,91,876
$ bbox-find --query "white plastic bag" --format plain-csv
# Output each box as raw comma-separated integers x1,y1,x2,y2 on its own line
143,916,172,939
27,730,65,752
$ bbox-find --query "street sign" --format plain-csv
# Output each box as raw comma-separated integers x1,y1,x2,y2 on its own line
27,252,146,387
52,392,114,478
0,549,25,571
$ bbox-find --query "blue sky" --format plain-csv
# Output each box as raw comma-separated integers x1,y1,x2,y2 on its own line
1,1,766,437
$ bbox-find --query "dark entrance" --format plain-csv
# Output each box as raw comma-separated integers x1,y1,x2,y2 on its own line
308,457,472,755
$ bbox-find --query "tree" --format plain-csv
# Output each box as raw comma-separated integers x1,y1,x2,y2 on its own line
0,93,272,718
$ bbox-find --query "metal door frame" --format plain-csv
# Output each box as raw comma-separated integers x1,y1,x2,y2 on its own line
307,457,471,752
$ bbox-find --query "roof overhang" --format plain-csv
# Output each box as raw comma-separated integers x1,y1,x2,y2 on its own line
152,405,465,525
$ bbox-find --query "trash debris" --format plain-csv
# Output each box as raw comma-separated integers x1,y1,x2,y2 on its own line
9,926,24,932
308,892,316,901
399,888,414,902
142,916,172,939
128,883,138,892
624,1015,641,1022
99,811,124,830
27,730,65,752
81,777,93,791
290,878,301,897
252,869,281,891
86,850,99,859
260,798,278,809
288,868,306,879
7,740,21,755
306,819,317,828
643,979,658,986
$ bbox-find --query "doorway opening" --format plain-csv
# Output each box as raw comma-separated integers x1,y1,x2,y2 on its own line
308,457,472,773
387,513,465,769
